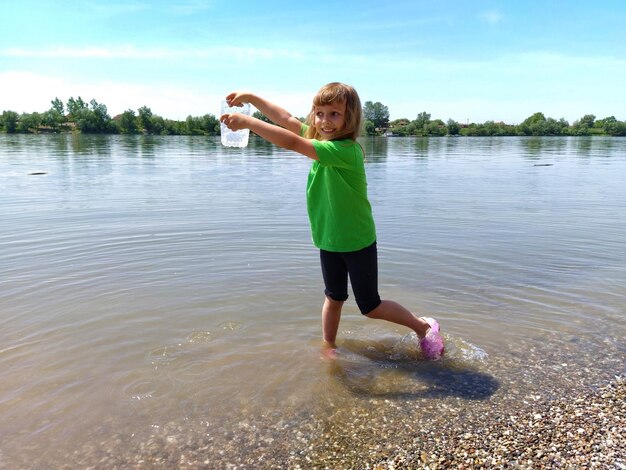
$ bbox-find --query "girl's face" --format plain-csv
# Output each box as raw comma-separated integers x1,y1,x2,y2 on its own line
313,101,346,140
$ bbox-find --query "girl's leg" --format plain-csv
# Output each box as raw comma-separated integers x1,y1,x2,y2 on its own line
365,300,430,338
319,249,349,347
346,243,433,339
322,296,344,347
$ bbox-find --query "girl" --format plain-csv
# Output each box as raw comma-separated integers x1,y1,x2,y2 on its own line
220,82,444,359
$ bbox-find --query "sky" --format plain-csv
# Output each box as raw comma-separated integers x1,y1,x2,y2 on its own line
1,0,625,124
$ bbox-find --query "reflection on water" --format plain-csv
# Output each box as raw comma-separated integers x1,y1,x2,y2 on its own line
1,134,625,467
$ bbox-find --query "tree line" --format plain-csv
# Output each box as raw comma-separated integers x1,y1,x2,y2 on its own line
1,97,625,137
0,97,220,136
363,101,626,137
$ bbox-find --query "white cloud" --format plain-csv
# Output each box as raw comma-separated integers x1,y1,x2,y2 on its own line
2,49,624,123
0,71,223,118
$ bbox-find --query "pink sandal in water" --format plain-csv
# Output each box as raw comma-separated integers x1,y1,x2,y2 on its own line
419,317,445,360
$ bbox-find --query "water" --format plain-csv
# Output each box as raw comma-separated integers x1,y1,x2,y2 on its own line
220,125,250,148
1,134,625,467
220,101,251,147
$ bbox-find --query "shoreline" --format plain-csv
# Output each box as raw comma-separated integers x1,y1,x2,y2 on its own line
1,347,623,469
20,373,620,469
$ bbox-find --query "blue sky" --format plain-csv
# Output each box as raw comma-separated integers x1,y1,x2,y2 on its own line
1,0,625,124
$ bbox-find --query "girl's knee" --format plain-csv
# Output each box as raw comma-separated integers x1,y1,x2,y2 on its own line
360,298,382,317
324,296,344,310
325,292,346,304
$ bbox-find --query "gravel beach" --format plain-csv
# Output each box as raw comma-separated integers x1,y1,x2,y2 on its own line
373,376,625,469
35,375,622,469
2,332,623,469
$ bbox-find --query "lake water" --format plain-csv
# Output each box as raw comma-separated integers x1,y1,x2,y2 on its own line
1,134,625,468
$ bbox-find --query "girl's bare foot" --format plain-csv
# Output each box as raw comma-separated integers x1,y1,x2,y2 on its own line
321,342,338,361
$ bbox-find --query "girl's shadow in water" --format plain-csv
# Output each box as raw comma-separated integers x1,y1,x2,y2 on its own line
327,338,500,401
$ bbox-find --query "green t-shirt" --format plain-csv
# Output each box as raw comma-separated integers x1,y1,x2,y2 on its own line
304,129,376,252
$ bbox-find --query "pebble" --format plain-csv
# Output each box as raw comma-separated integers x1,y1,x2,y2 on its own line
29,374,620,470
375,376,625,469
2,328,624,469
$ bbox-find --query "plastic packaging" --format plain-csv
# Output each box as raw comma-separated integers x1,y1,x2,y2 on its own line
221,101,251,148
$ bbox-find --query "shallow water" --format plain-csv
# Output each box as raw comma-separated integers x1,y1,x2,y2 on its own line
1,134,625,467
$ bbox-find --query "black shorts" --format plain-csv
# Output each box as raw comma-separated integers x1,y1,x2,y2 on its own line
319,241,382,315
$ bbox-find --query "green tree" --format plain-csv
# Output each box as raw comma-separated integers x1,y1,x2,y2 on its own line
579,114,596,128
363,101,390,130
542,117,565,136
185,115,204,135
70,99,110,133
364,119,376,136
90,99,111,133
118,109,139,134
51,97,65,115
17,112,42,133
136,106,167,135
515,114,568,136
446,119,461,136
41,109,64,131
390,118,410,127
518,112,547,136
389,118,410,136
201,114,219,135
465,123,486,136
426,119,447,136
150,115,166,135
557,118,570,135
479,121,516,136
253,110,272,124
1,110,19,133
571,114,596,136
596,116,615,128
37,98,66,132
66,96,88,121
163,119,185,135
74,108,94,132
138,106,155,134
600,116,626,136
412,111,431,135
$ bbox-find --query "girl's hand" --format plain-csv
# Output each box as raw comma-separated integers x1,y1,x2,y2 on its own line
225,91,252,107
220,113,250,131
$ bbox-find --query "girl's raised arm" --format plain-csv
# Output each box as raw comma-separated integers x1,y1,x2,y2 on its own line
226,92,302,135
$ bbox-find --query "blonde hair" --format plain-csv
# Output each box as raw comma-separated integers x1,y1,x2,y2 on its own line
303,82,363,141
